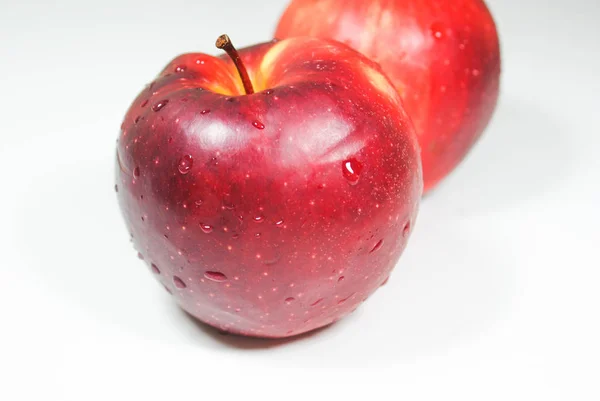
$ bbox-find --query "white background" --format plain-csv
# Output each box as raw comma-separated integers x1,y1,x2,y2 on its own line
1,0,599,399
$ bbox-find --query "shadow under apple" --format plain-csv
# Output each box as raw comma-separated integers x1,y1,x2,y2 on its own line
173,211,517,363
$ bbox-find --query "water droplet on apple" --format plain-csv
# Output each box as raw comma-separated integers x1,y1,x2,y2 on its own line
204,271,227,282
337,294,353,305
252,120,265,130
342,158,362,185
430,22,446,40
285,297,295,304
134,115,141,124
380,277,389,287
195,199,203,206
472,69,480,77
201,109,211,115
275,219,284,227
403,221,411,237
200,224,213,234
338,276,345,283
311,298,323,307
370,239,384,253
152,99,169,112
133,166,140,178
173,276,186,288
177,155,193,174
175,65,187,73
265,89,274,95
137,252,144,260
151,263,160,274
253,215,265,223
222,199,235,210
141,99,149,108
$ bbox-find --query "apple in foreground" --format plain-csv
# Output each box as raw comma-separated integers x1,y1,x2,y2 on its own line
116,35,422,338
276,0,501,193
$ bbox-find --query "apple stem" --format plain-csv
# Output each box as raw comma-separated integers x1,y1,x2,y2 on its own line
216,34,255,95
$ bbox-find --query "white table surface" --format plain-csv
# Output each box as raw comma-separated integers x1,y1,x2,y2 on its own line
1,0,599,399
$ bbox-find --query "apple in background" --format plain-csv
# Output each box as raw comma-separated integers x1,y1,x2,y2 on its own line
115,35,422,338
276,0,501,193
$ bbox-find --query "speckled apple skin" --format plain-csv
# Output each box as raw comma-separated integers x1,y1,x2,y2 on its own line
116,37,422,338
276,0,501,193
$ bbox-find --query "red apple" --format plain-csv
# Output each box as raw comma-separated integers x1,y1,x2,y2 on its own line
275,0,501,193
116,35,422,338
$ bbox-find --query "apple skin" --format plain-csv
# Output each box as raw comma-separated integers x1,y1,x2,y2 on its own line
275,0,501,193
116,37,422,338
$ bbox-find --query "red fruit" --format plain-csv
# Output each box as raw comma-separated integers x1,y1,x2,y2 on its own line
116,35,422,338
276,0,501,192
